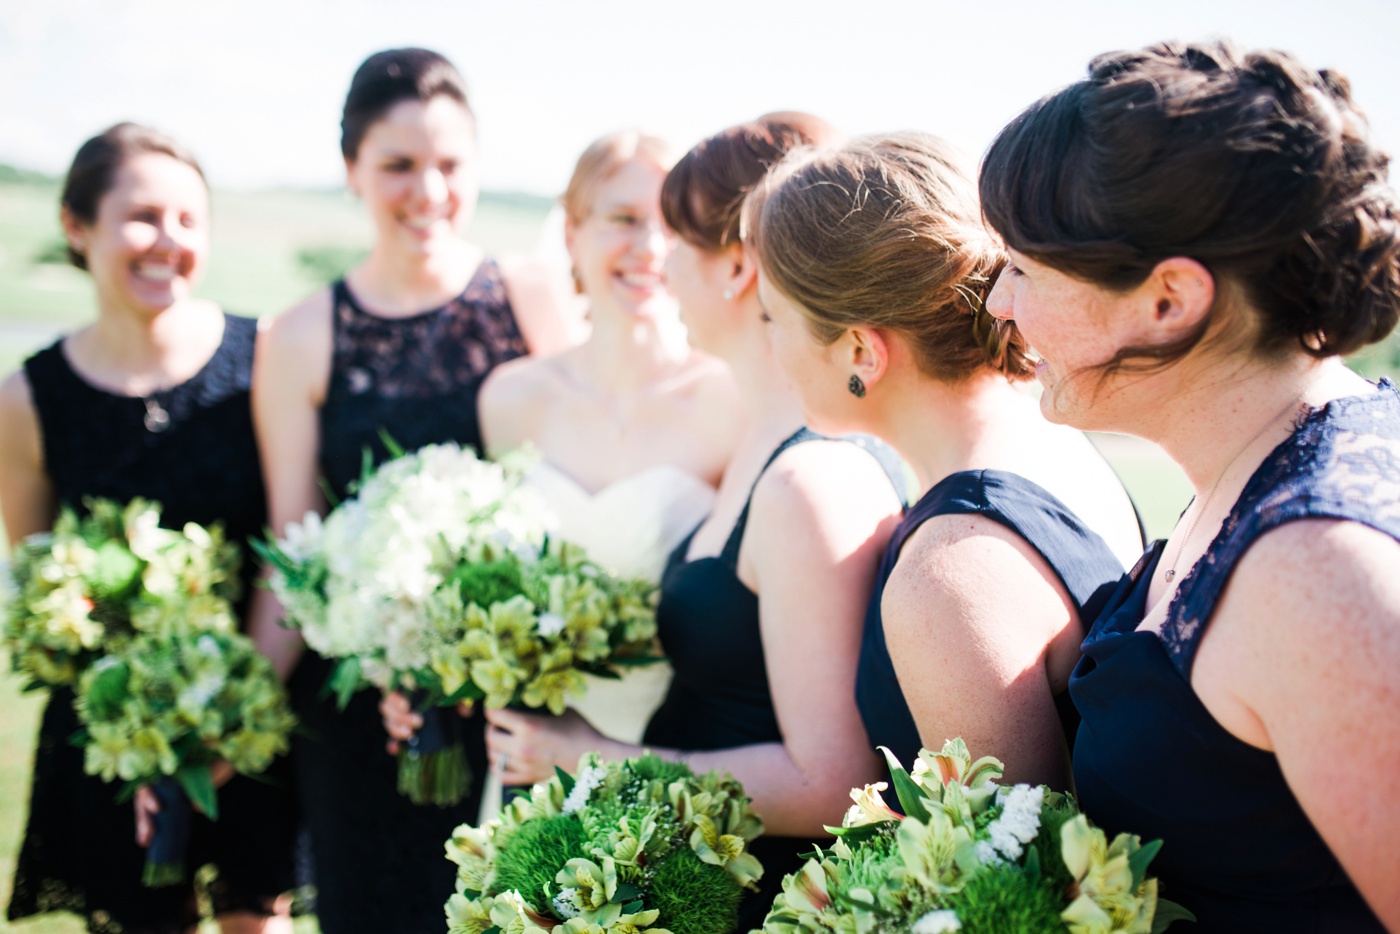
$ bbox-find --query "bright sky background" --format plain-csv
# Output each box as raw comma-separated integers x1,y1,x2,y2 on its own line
2,0,1398,197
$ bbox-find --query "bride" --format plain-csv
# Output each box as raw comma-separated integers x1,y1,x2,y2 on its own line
381,129,742,811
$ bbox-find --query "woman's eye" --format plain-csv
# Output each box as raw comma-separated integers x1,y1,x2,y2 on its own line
610,214,637,226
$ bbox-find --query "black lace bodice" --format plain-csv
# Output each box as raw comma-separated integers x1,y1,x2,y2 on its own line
317,259,527,500
10,313,296,934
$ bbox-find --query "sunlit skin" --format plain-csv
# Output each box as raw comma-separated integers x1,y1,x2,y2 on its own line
985,246,1400,928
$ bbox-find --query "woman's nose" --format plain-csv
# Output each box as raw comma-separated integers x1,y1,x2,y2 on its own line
985,274,1015,320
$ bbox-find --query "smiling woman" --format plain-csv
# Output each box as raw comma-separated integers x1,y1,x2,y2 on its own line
0,122,298,934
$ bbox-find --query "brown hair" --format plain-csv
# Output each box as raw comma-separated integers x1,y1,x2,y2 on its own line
560,130,673,226
660,112,839,251
980,39,1400,370
341,48,472,160
60,122,206,271
749,132,1029,382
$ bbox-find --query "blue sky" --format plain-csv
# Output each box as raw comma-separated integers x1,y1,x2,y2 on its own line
3,0,1397,196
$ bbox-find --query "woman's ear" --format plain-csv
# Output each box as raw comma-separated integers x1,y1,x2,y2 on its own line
847,326,890,390
60,206,86,257
344,158,360,199
1140,256,1215,337
728,243,758,299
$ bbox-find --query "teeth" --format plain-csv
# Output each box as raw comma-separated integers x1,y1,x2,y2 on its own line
135,264,176,282
620,273,662,287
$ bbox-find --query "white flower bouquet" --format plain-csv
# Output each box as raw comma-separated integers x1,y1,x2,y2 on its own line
258,442,660,807
444,753,764,934
757,739,1194,934
3,498,241,688
75,628,296,886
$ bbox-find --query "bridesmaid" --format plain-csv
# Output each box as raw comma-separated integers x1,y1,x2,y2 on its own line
482,113,906,933
249,48,574,934
0,123,295,933
749,132,1144,790
980,40,1399,930
383,129,742,809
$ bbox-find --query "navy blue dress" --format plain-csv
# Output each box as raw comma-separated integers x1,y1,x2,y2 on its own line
856,469,1131,773
293,260,528,934
1071,382,1399,932
645,428,904,934
10,314,297,934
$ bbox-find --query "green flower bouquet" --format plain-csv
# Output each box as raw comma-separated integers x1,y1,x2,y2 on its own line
3,497,241,688
758,740,1194,934
258,442,660,808
444,753,764,934
75,628,296,886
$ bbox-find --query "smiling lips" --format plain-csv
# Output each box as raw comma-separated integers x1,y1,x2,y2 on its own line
133,260,181,285
619,271,664,293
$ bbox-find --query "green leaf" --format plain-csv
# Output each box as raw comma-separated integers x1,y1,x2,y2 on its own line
1150,898,1197,933
1128,838,1163,890
88,541,143,601
327,658,363,710
377,429,407,460
880,747,931,822
825,821,885,843
613,883,642,903
555,765,576,796
175,764,218,820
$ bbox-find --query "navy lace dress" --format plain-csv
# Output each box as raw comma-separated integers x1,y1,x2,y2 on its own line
1071,382,1399,932
8,314,297,934
645,429,905,934
856,469,1131,774
292,260,528,934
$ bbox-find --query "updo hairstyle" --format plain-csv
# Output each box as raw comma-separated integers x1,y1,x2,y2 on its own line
660,112,839,251
341,48,473,160
749,132,1029,382
60,122,206,271
980,39,1400,368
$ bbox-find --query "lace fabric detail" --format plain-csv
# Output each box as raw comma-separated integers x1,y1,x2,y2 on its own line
1160,378,1400,675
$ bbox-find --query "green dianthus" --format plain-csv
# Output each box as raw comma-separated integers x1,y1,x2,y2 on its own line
646,845,743,934
945,862,1064,934
492,813,588,909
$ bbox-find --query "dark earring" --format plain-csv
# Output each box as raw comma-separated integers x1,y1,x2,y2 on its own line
848,374,866,398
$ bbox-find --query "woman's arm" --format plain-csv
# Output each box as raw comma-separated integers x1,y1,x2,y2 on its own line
0,370,55,545
246,295,334,681
498,255,585,356
1195,518,1400,930
487,440,901,837
881,514,1083,790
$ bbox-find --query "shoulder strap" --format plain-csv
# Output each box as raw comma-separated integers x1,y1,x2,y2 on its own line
718,427,821,568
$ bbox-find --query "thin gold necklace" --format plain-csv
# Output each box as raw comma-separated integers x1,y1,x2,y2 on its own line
1163,393,1311,583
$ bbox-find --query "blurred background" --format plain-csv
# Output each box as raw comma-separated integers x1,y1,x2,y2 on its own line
2,1,1398,929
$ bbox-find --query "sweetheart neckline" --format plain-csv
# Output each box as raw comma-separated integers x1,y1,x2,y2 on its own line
529,462,715,502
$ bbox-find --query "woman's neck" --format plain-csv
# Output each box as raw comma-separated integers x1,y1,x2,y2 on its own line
715,308,803,447
1139,353,1361,494
78,299,221,393
873,372,1040,494
353,239,481,313
578,303,691,393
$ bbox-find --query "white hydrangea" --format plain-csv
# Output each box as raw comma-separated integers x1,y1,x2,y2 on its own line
551,887,581,919
979,783,1044,863
912,909,962,933
561,764,607,814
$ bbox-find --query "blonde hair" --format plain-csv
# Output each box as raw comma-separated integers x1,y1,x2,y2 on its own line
748,132,1031,382
561,130,674,225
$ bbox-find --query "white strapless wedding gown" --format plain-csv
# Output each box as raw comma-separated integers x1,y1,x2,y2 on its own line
479,462,715,820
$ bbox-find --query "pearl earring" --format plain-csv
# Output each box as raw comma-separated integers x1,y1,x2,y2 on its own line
722,289,734,301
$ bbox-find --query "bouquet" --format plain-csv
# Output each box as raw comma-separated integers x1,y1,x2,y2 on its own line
259,442,661,807
75,628,296,886
3,498,241,688
758,740,1193,934
444,753,764,934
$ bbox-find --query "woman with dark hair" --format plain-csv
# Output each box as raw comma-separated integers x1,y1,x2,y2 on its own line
477,114,907,933
749,132,1144,792
981,40,1400,931
249,48,574,934
0,123,296,933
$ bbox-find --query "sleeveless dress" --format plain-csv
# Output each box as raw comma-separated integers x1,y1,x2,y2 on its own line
293,259,528,934
856,469,1131,773
476,463,717,819
8,313,298,934
1070,381,1400,932
645,428,905,934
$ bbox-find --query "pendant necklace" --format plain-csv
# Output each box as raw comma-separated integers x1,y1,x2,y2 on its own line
1163,392,1311,584
143,389,171,433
